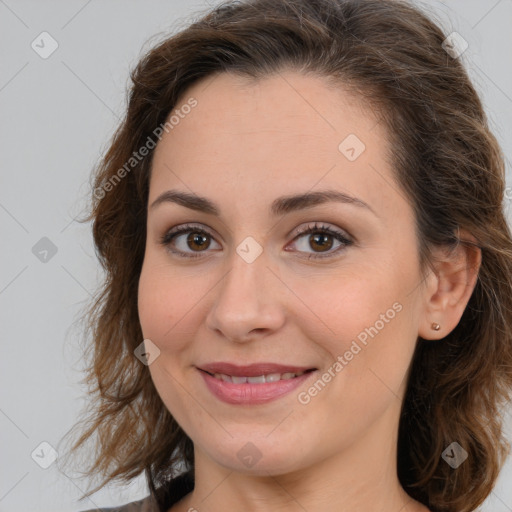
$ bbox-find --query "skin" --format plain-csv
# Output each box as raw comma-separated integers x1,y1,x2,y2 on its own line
137,69,481,512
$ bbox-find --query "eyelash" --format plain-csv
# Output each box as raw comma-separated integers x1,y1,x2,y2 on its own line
159,222,353,260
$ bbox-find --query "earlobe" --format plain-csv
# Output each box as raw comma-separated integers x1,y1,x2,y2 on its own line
418,231,482,340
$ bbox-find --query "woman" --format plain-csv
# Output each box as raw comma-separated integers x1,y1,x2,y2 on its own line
59,0,512,511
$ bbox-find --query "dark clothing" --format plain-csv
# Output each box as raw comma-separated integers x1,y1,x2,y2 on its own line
80,471,194,512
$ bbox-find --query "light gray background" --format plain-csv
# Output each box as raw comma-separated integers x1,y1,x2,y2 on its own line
1,1,511,511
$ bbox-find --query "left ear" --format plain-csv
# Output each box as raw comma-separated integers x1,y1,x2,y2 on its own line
418,229,482,340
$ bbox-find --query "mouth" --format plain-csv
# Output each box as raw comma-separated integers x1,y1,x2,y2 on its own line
197,366,319,405
197,361,317,379
199,367,316,384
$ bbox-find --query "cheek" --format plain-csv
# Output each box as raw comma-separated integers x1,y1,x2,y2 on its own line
138,261,205,426
287,273,417,445
290,263,419,393
138,265,170,341
137,256,214,352
289,266,399,343
138,267,183,359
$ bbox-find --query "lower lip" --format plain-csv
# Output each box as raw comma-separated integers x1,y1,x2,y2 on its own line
198,368,316,405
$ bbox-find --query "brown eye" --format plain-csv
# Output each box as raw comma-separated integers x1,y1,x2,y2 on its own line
186,232,211,252
289,222,353,260
308,232,334,252
160,224,220,258
160,222,353,260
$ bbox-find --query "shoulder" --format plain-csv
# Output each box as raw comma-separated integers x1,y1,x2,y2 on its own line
78,471,194,512
79,494,158,512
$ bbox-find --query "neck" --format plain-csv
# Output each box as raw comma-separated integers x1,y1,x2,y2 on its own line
170,402,429,512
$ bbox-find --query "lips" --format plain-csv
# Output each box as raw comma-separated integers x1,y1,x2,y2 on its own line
198,366,318,405
198,362,317,378
197,362,318,405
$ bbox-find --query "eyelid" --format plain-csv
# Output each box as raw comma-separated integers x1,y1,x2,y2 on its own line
159,222,220,253
291,222,352,242
287,222,353,260
160,221,353,259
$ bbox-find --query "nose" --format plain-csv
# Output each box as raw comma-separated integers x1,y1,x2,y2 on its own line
205,246,286,343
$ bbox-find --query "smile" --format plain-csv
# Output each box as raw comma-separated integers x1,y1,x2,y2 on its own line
198,368,317,405
207,369,312,383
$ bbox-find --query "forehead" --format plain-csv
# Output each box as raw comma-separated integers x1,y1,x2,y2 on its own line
149,70,400,221
162,69,383,145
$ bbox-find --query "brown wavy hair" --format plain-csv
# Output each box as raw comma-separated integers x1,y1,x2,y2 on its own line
58,1,512,511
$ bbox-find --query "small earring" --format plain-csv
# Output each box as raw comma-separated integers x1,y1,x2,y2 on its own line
431,322,441,331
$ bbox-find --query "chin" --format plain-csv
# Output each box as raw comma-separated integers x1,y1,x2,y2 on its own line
200,434,307,476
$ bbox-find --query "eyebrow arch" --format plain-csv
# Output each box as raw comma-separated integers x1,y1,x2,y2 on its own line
150,189,377,217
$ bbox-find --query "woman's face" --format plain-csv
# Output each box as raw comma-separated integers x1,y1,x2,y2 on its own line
138,70,431,477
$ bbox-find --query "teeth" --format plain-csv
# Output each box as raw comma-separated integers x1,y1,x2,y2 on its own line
247,375,266,384
212,370,307,383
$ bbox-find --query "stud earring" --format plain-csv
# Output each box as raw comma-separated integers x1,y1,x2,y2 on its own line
431,322,441,331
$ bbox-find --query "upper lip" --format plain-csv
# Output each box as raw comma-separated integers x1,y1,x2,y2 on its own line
198,362,317,377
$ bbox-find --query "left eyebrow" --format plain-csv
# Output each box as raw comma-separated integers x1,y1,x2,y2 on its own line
149,188,378,217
